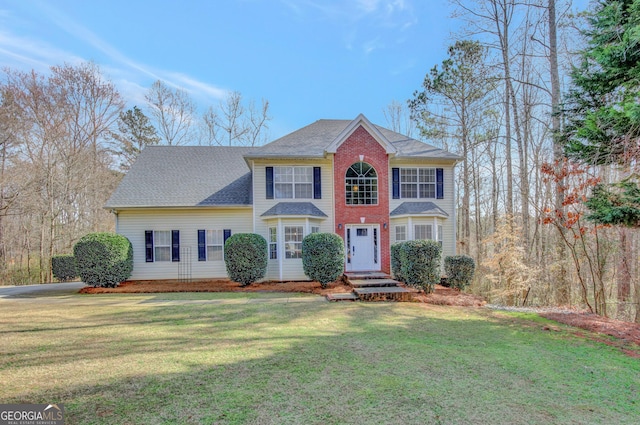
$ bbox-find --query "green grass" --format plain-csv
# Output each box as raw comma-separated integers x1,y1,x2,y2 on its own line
1,296,638,424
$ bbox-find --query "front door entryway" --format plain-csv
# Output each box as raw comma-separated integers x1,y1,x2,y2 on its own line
346,225,380,272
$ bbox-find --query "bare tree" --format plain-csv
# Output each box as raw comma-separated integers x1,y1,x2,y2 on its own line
383,100,417,137
145,80,195,146
201,91,271,146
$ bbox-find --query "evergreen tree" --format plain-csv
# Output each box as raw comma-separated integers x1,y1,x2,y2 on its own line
114,106,160,170
561,0,640,227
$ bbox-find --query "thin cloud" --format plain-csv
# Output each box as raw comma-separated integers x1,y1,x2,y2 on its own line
19,1,228,103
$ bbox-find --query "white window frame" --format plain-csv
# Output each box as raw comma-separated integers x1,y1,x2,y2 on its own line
274,166,313,199
284,226,304,259
400,168,436,199
414,224,433,241
269,227,277,260
154,230,171,262
206,229,224,261
395,225,406,242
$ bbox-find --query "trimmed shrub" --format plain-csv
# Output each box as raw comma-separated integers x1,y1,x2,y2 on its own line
73,233,133,288
302,233,344,288
224,233,268,286
399,239,442,293
444,255,476,290
51,255,77,282
390,242,405,282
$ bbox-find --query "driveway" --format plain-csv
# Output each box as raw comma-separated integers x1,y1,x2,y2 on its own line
0,281,326,306
0,281,87,298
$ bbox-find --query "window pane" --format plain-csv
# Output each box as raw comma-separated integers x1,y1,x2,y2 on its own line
207,246,223,261
284,226,303,259
275,183,293,198
415,225,433,240
295,183,312,198
419,168,435,182
419,184,435,198
274,167,293,182
345,162,378,205
295,167,313,182
269,227,277,243
154,230,171,246
401,168,417,182
155,246,170,262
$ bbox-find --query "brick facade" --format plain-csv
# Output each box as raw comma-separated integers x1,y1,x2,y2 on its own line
333,125,391,273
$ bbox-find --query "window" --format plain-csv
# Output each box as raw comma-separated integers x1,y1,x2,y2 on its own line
206,230,224,261
269,227,277,260
438,225,443,247
345,162,378,205
284,226,304,259
274,166,313,199
414,224,433,240
311,226,320,234
400,168,436,198
395,225,406,242
153,231,171,262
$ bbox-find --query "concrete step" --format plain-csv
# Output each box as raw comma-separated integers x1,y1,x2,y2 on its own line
349,279,400,288
326,292,359,302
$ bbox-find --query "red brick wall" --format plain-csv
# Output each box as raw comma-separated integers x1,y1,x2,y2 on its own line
333,125,390,273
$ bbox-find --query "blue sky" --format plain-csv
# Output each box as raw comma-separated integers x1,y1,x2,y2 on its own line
1,0,462,139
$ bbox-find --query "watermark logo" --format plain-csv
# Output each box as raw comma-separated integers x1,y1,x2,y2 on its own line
0,404,64,425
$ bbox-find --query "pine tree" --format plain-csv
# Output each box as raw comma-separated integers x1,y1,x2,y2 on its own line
561,0,640,227
114,106,160,170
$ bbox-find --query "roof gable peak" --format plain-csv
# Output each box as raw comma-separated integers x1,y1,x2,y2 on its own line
325,114,397,155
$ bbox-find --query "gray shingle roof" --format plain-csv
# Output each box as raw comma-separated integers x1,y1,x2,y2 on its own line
105,146,255,208
246,119,461,160
260,202,328,217
390,202,449,217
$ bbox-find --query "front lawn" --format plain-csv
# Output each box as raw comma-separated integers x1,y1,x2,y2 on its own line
1,296,638,424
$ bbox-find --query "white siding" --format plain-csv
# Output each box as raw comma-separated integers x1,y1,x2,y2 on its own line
388,159,457,258
116,208,253,280
252,158,335,281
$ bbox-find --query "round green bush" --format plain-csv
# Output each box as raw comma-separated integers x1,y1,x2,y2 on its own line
302,233,345,288
51,255,77,282
444,255,476,290
400,239,442,293
73,233,133,288
224,233,268,286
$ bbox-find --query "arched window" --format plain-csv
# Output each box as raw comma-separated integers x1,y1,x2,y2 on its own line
345,162,378,205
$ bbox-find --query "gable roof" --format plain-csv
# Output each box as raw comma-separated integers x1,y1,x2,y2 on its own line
105,146,255,209
245,115,461,161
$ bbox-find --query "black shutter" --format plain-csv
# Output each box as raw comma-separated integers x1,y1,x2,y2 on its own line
266,167,274,199
392,168,400,199
145,231,154,262
313,167,321,199
197,230,206,261
171,230,180,262
436,168,444,199
223,229,232,243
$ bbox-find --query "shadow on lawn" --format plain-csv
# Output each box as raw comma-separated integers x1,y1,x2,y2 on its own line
3,303,639,425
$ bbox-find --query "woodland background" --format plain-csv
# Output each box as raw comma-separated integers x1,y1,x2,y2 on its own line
0,0,638,321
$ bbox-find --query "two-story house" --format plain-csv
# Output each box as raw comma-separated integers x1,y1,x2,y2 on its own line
105,114,461,281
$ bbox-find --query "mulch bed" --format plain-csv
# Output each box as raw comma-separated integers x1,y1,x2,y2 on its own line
540,312,640,356
79,279,639,351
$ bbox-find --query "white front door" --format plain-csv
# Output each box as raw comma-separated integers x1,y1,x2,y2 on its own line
346,225,379,271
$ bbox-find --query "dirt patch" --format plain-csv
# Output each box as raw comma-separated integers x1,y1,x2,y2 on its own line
79,279,353,296
540,312,640,354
